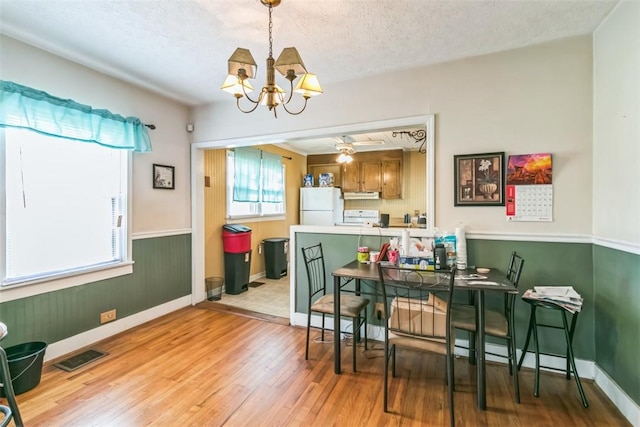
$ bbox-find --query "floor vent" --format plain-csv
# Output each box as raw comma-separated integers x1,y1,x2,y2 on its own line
54,349,108,372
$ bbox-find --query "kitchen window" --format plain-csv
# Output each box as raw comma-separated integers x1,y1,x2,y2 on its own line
226,148,285,219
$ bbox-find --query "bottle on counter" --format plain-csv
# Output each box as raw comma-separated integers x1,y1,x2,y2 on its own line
455,223,467,270
435,244,446,270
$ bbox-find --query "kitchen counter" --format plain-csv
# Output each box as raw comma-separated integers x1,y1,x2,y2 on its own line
290,224,434,238
287,225,436,328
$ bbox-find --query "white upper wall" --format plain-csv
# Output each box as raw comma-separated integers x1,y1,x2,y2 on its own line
192,36,594,235
0,35,192,235
593,0,640,245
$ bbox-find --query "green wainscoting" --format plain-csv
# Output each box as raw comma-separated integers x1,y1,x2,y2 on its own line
593,245,640,404
466,239,595,360
0,233,192,348
295,232,640,406
295,234,595,357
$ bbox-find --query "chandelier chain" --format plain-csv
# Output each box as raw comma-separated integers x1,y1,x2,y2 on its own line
268,5,273,58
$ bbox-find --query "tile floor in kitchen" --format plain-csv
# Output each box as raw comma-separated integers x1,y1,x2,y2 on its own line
210,275,290,319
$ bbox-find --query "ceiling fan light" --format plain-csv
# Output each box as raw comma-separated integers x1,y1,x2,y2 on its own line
274,47,307,77
227,48,257,79
337,152,353,164
221,74,254,95
294,73,323,97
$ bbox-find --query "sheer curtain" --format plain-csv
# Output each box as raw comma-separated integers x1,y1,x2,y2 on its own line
261,151,284,203
233,147,261,202
0,80,151,152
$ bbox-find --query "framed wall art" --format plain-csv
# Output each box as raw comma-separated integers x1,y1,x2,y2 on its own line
153,164,175,189
454,152,505,206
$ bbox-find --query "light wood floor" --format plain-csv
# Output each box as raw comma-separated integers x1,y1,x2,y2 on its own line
6,306,629,426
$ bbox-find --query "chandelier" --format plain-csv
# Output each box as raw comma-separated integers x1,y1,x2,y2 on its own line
220,0,323,118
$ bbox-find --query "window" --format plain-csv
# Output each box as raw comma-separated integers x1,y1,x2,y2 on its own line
226,148,285,219
1,128,129,286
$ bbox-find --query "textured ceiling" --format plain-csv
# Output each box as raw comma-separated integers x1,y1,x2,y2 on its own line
0,0,618,109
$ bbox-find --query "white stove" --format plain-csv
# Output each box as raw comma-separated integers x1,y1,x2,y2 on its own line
335,209,380,226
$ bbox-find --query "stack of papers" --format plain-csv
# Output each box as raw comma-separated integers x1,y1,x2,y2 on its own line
522,286,583,313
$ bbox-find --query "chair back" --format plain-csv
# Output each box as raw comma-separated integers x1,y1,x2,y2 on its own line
506,252,525,288
505,251,525,318
377,264,456,343
301,243,328,302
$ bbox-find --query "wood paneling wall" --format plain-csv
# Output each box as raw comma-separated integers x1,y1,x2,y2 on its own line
0,234,192,348
203,145,306,279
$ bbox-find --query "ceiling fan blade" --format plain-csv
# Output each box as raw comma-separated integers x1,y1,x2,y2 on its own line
352,140,385,146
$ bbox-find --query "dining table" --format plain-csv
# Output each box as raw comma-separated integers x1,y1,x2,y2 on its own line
331,260,517,411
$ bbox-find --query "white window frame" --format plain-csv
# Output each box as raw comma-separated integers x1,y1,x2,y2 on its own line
0,129,133,302
225,149,286,221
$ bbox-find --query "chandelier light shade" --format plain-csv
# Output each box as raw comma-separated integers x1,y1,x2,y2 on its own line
220,0,322,118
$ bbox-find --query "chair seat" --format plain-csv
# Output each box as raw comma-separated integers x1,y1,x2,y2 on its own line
389,329,455,355
451,305,508,337
311,294,370,317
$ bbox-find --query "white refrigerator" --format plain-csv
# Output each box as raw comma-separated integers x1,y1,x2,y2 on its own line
300,187,344,226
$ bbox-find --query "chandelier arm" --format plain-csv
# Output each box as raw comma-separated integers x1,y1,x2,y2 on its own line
236,96,262,114
239,82,260,104
281,96,309,115
282,78,295,105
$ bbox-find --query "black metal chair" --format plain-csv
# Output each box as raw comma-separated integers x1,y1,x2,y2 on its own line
377,264,456,427
517,294,589,408
1,322,24,427
451,251,524,403
301,243,369,371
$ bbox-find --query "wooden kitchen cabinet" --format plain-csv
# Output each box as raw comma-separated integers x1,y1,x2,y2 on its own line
307,149,403,198
381,160,402,199
342,162,381,192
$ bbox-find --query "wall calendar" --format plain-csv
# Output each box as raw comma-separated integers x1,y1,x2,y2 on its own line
505,153,553,222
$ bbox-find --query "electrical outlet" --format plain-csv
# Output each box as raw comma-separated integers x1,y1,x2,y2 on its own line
100,309,116,324
258,244,263,255
375,302,385,320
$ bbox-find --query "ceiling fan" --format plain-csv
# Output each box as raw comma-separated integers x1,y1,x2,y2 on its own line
333,136,385,154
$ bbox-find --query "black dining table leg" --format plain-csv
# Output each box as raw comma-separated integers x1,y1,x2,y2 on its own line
333,275,342,374
476,290,487,410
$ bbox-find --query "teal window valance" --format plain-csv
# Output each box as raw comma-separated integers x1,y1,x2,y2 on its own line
0,80,152,152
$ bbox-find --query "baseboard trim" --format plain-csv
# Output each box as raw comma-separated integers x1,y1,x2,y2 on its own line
44,296,192,362
594,365,640,427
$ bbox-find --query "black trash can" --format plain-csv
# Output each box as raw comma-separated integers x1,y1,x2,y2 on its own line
263,238,289,279
222,224,252,295
205,276,224,301
0,341,47,396
223,251,252,294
